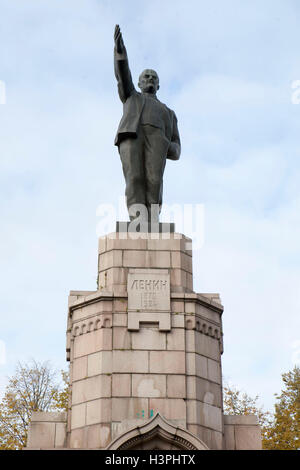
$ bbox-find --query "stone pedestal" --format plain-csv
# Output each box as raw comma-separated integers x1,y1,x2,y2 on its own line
26,230,261,450
65,231,224,449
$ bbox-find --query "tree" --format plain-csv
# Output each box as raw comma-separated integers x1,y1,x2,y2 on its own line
263,365,300,450
223,382,272,448
0,360,69,450
51,369,69,413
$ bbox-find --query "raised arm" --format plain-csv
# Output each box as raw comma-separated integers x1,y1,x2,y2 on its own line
114,25,135,103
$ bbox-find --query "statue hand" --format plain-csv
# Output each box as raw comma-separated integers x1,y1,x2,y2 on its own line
167,142,180,160
114,24,125,54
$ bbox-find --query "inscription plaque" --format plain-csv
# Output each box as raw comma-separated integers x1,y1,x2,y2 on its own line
127,269,171,331
128,269,170,312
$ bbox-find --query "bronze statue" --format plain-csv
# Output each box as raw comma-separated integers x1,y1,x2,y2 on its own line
114,25,181,222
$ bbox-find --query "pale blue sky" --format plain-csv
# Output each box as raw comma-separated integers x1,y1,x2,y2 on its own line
0,0,300,411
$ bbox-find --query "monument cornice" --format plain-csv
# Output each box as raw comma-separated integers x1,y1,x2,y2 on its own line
68,290,224,317
171,292,224,314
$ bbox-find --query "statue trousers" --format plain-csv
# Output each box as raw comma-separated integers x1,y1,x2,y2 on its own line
119,124,169,218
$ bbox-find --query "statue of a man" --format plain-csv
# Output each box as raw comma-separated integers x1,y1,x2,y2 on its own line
114,25,181,222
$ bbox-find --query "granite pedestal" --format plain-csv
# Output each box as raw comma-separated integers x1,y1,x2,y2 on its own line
27,230,261,450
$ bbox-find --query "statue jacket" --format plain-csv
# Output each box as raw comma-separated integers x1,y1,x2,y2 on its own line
114,48,181,160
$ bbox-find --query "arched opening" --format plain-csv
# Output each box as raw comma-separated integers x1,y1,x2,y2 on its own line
106,413,209,450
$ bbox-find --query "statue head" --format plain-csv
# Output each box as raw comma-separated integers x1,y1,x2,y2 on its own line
138,69,159,94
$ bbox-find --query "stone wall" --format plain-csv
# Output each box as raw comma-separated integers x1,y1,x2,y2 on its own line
224,415,262,450
27,412,67,449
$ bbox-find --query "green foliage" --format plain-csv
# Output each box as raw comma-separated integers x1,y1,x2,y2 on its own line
51,370,69,413
263,366,300,450
224,365,300,450
0,360,69,450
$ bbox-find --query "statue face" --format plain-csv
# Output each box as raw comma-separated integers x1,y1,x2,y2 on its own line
138,69,159,94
